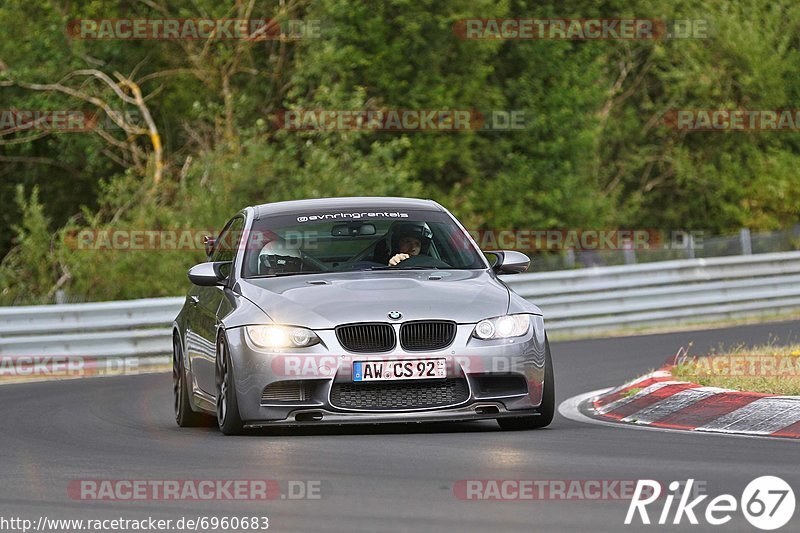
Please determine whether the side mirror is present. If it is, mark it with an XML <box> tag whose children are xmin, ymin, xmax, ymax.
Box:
<box><xmin>203</xmin><ymin>235</ymin><xmax>216</xmax><ymax>258</ymax></box>
<box><xmin>486</xmin><ymin>250</ymin><xmax>530</xmax><ymax>274</ymax></box>
<box><xmin>188</xmin><ymin>261</ymin><xmax>230</xmax><ymax>286</ymax></box>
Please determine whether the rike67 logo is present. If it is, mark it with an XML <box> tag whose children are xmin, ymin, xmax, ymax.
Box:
<box><xmin>626</xmin><ymin>477</ymin><xmax>796</xmax><ymax>530</ymax></box>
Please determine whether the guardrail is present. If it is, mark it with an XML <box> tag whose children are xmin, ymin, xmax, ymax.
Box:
<box><xmin>2</xmin><ymin>250</ymin><xmax>800</xmax><ymax>357</ymax></box>
<box><xmin>509</xmin><ymin>251</ymin><xmax>800</xmax><ymax>332</ymax></box>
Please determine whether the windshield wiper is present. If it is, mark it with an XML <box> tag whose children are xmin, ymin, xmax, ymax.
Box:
<box><xmin>247</xmin><ymin>271</ymin><xmax>325</xmax><ymax>278</ymax></box>
<box><xmin>360</xmin><ymin>266</ymin><xmax>440</xmax><ymax>271</ymax></box>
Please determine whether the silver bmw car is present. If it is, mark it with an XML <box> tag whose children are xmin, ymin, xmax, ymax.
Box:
<box><xmin>173</xmin><ymin>197</ymin><xmax>554</xmax><ymax>435</ymax></box>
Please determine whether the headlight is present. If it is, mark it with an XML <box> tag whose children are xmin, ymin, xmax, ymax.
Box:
<box><xmin>472</xmin><ymin>314</ymin><xmax>531</xmax><ymax>340</ymax></box>
<box><xmin>245</xmin><ymin>325</ymin><xmax>320</xmax><ymax>349</ymax></box>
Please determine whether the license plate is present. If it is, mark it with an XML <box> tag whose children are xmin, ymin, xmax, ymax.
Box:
<box><xmin>353</xmin><ymin>358</ymin><xmax>446</xmax><ymax>382</ymax></box>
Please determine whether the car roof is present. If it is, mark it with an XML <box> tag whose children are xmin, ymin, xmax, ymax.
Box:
<box><xmin>252</xmin><ymin>197</ymin><xmax>443</xmax><ymax>219</ymax></box>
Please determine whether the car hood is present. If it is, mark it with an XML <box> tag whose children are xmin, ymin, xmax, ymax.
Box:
<box><xmin>236</xmin><ymin>270</ymin><xmax>510</xmax><ymax>329</ymax></box>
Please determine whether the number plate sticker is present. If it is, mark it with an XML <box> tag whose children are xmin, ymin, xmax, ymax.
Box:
<box><xmin>353</xmin><ymin>358</ymin><xmax>446</xmax><ymax>382</ymax></box>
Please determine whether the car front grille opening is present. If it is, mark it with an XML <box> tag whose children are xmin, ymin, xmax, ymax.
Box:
<box><xmin>335</xmin><ymin>323</ymin><xmax>396</xmax><ymax>353</ymax></box>
<box><xmin>400</xmin><ymin>320</ymin><xmax>457</xmax><ymax>351</ymax></box>
<box><xmin>261</xmin><ymin>380</ymin><xmax>317</xmax><ymax>404</ymax></box>
<box><xmin>330</xmin><ymin>378</ymin><xmax>469</xmax><ymax>411</ymax></box>
<box><xmin>473</xmin><ymin>374</ymin><xmax>528</xmax><ymax>397</ymax></box>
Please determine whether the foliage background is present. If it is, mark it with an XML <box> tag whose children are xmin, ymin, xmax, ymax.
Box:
<box><xmin>1</xmin><ymin>0</ymin><xmax>799</xmax><ymax>303</ymax></box>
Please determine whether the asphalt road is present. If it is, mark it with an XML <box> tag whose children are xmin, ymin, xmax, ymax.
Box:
<box><xmin>1</xmin><ymin>321</ymin><xmax>799</xmax><ymax>533</ymax></box>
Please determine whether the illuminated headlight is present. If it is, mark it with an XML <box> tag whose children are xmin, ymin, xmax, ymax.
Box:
<box><xmin>246</xmin><ymin>325</ymin><xmax>320</xmax><ymax>349</ymax></box>
<box><xmin>472</xmin><ymin>314</ymin><xmax>531</xmax><ymax>340</ymax></box>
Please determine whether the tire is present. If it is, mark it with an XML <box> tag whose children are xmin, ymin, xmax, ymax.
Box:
<box><xmin>497</xmin><ymin>337</ymin><xmax>555</xmax><ymax>430</ymax></box>
<box><xmin>216</xmin><ymin>336</ymin><xmax>245</xmax><ymax>435</ymax></box>
<box><xmin>173</xmin><ymin>335</ymin><xmax>210</xmax><ymax>427</ymax></box>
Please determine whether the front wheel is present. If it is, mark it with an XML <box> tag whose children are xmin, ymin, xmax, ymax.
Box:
<box><xmin>497</xmin><ymin>337</ymin><xmax>555</xmax><ymax>430</ymax></box>
<box><xmin>216</xmin><ymin>336</ymin><xmax>244</xmax><ymax>435</ymax></box>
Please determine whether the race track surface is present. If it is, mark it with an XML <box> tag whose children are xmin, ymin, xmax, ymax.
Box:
<box><xmin>1</xmin><ymin>321</ymin><xmax>798</xmax><ymax>532</ymax></box>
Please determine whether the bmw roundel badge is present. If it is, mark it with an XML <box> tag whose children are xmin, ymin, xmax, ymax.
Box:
<box><xmin>388</xmin><ymin>311</ymin><xmax>402</xmax><ymax>320</ymax></box>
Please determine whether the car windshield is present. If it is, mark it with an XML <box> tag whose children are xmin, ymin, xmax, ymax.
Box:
<box><xmin>241</xmin><ymin>209</ymin><xmax>486</xmax><ymax>277</ymax></box>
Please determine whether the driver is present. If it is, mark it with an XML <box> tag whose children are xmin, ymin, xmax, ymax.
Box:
<box><xmin>388</xmin><ymin>223</ymin><xmax>432</xmax><ymax>266</ymax></box>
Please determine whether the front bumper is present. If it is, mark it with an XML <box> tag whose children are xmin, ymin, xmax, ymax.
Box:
<box><xmin>226</xmin><ymin>319</ymin><xmax>548</xmax><ymax>425</ymax></box>
<box><xmin>244</xmin><ymin>402</ymin><xmax>545</xmax><ymax>428</ymax></box>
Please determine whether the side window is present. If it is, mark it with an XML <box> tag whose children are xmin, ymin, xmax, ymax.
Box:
<box><xmin>212</xmin><ymin>216</ymin><xmax>245</xmax><ymax>278</ymax></box>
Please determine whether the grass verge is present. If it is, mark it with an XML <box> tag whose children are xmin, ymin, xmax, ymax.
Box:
<box><xmin>672</xmin><ymin>343</ymin><xmax>800</xmax><ymax>396</ymax></box>
<box><xmin>547</xmin><ymin>310</ymin><xmax>800</xmax><ymax>341</ymax></box>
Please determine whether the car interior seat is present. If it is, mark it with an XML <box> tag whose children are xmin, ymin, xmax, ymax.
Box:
<box><xmin>372</xmin><ymin>236</ymin><xmax>391</xmax><ymax>264</ymax></box>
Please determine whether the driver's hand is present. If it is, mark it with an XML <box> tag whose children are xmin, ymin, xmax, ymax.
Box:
<box><xmin>389</xmin><ymin>253</ymin><xmax>409</xmax><ymax>266</ymax></box>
